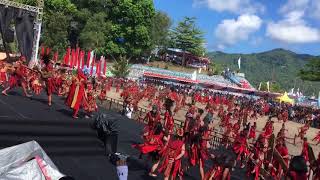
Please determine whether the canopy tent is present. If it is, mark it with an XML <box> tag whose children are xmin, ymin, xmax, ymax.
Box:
<box><xmin>277</xmin><ymin>92</ymin><xmax>295</xmax><ymax>104</ymax></box>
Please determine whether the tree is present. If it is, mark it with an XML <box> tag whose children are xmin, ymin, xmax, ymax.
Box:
<box><xmin>151</xmin><ymin>11</ymin><xmax>171</xmax><ymax>49</ymax></box>
<box><xmin>208</xmin><ymin>62</ymin><xmax>223</xmax><ymax>75</ymax></box>
<box><xmin>79</xmin><ymin>12</ymin><xmax>112</xmax><ymax>53</ymax></box>
<box><xmin>42</xmin><ymin>0</ymin><xmax>76</xmax><ymax>53</ymax></box>
<box><xmin>111</xmin><ymin>56</ymin><xmax>130</xmax><ymax>78</ymax></box>
<box><xmin>14</xmin><ymin>0</ymin><xmax>157</xmax><ymax>60</ymax></box>
<box><xmin>170</xmin><ymin>17</ymin><xmax>206</xmax><ymax>66</ymax></box>
<box><xmin>41</xmin><ymin>12</ymin><xmax>70</xmax><ymax>53</ymax></box>
<box><xmin>299</xmin><ymin>59</ymin><xmax>320</xmax><ymax>81</ymax></box>
<box><xmin>104</xmin><ymin>0</ymin><xmax>155</xmax><ymax>58</ymax></box>
<box><xmin>259</xmin><ymin>82</ymin><xmax>283</xmax><ymax>93</ymax></box>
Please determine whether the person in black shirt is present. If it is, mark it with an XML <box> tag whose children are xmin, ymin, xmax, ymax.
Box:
<box><xmin>94</xmin><ymin>113</ymin><xmax>119</xmax><ymax>156</ymax></box>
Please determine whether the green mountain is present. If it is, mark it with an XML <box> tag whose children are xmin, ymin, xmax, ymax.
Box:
<box><xmin>207</xmin><ymin>48</ymin><xmax>320</xmax><ymax>96</ymax></box>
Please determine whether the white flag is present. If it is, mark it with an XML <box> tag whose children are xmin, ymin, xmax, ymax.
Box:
<box><xmin>290</xmin><ymin>88</ymin><xmax>294</xmax><ymax>95</ymax></box>
<box><xmin>191</xmin><ymin>71</ymin><xmax>197</xmax><ymax>81</ymax></box>
<box><xmin>258</xmin><ymin>82</ymin><xmax>262</xmax><ymax>90</ymax></box>
<box><xmin>238</xmin><ymin>57</ymin><xmax>241</xmax><ymax>69</ymax></box>
<box><xmin>89</xmin><ymin>50</ymin><xmax>95</xmax><ymax>68</ymax></box>
<box><xmin>100</xmin><ymin>56</ymin><xmax>106</xmax><ymax>75</ymax></box>
<box><xmin>266</xmin><ymin>81</ymin><xmax>270</xmax><ymax>92</ymax></box>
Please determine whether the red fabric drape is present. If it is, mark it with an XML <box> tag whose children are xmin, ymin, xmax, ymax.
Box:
<box><xmin>40</xmin><ymin>46</ymin><xmax>45</xmax><ymax>57</ymax></box>
<box><xmin>76</xmin><ymin>48</ymin><xmax>80</xmax><ymax>69</ymax></box>
<box><xmin>46</xmin><ymin>47</ymin><xmax>50</xmax><ymax>55</ymax></box>
<box><xmin>80</xmin><ymin>51</ymin><xmax>85</xmax><ymax>69</ymax></box>
<box><xmin>72</xmin><ymin>49</ymin><xmax>77</xmax><ymax>67</ymax></box>
<box><xmin>64</xmin><ymin>47</ymin><xmax>71</xmax><ymax>65</ymax></box>
<box><xmin>103</xmin><ymin>58</ymin><xmax>107</xmax><ymax>75</ymax></box>
<box><xmin>96</xmin><ymin>61</ymin><xmax>101</xmax><ymax>77</ymax></box>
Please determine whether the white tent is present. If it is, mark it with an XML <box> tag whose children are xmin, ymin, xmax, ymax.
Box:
<box><xmin>0</xmin><ymin>141</ymin><xmax>65</xmax><ymax>180</ymax></box>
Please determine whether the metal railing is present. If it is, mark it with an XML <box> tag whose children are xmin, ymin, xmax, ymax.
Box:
<box><xmin>97</xmin><ymin>97</ymin><xmax>300</xmax><ymax>179</ymax></box>
<box><xmin>98</xmin><ymin>97</ymin><xmax>226</xmax><ymax>149</ymax></box>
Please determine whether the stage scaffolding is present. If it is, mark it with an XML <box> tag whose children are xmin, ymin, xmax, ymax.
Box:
<box><xmin>0</xmin><ymin>0</ymin><xmax>43</xmax><ymax>67</ymax></box>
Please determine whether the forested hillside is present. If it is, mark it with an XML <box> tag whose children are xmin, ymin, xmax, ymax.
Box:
<box><xmin>208</xmin><ymin>48</ymin><xmax>320</xmax><ymax>95</ymax></box>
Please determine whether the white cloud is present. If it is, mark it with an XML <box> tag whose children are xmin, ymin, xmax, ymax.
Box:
<box><xmin>280</xmin><ymin>0</ymin><xmax>320</xmax><ymax>20</ymax></box>
<box><xmin>310</xmin><ymin>0</ymin><xmax>320</xmax><ymax>19</ymax></box>
<box><xmin>266</xmin><ymin>11</ymin><xmax>320</xmax><ymax>44</ymax></box>
<box><xmin>215</xmin><ymin>14</ymin><xmax>262</xmax><ymax>46</ymax></box>
<box><xmin>280</xmin><ymin>0</ymin><xmax>310</xmax><ymax>14</ymax></box>
<box><xmin>193</xmin><ymin>0</ymin><xmax>264</xmax><ymax>14</ymax></box>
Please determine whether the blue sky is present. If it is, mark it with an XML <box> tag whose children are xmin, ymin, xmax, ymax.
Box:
<box><xmin>154</xmin><ymin>0</ymin><xmax>320</xmax><ymax>55</ymax></box>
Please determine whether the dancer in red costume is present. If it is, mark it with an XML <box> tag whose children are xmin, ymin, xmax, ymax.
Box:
<box><xmin>99</xmin><ymin>82</ymin><xmax>107</xmax><ymax>101</ymax></box>
<box><xmin>183</xmin><ymin>112</ymin><xmax>194</xmax><ymax>144</ymax></box>
<box><xmin>312</xmin><ymin>130</ymin><xmax>320</xmax><ymax>145</ymax></box>
<box><xmin>83</xmin><ymin>83</ymin><xmax>98</xmax><ymax>118</ymax></box>
<box><xmin>0</xmin><ymin>62</ymin><xmax>8</xmax><ymax>87</ymax></box>
<box><xmin>248</xmin><ymin>122</ymin><xmax>257</xmax><ymax>140</ymax></box>
<box><xmin>276</xmin><ymin>123</ymin><xmax>287</xmax><ymax>143</ymax></box>
<box><xmin>41</xmin><ymin>56</ymin><xmax>55</xmax><ymax>106</ymax></box>
<box><xmin>133</xmin><ymin>123</ymin><xmax>165</xmax><ymax>160</ymax></box>
<box><xmin>231</xmin><ymin>120</ymin><xmax>241</xmax><ymax>138</ymax></box>
<box><xmin>247</xmin><ymin>143</ymin><xmax>268</xmax><ymax>180</ymax></box>
<box><xmin>204</xmin><ymin>153</ymin><xmax>233</xmax><ymax>180</ymax></box>
<box><xmin>2</xmin><ymin>57</ymin><xmax>32</xmax><ymax>97</ymax></box>
<box><xmin>273</xmin><ymin>139</ymin><xmax>289</xmax><ymax>179</ymax></box>
<box><xmin>144</xmin><ymin>105</ymin><xmax>161</xmax><ymax>129</ymax></box>
<box><xmin>301</xmin><ymin>138</ymin><xmax>309</xmax><ymax>163</ymax></box>
<box><xmin>164</xmin><ymin>98</ymin><xmax>175</xmax><ymax>134</ymax></box>
<box><xmin>190</xmin><ymin>124</ymin><xmax>211</xmax><ymax>180</ymax></box>
<box><xmin>282</xmin><ymin>109</ymin><xmax>289</xmax><ymax>123</ymax></box>
<box><xmin>262</xmin><ymin>120</ymin><xmax>274</xmax><ymax>139</ymax></box>
<box><xmin>233</xmin><ymin>129</ymin><xmax>249</xmax><ymax>168</ymax></box>
<box><xmin>65</xmin><ymin>70</ymin><xmax>87</xmax><ymax>118</ymax></box>
<box><xmin>157</xmin><ymin>128</ymin><xmax>185</xmax><ymax>180</ymax></box>
<box><xmin>30</xmin><ymin>72</ymin><xmax>42</xmax><ymax>95</ymax></box>
<box><xmin>294</xmin><ymin>123</ymin><xmax>310</xmax><ymax>145</ymax></box>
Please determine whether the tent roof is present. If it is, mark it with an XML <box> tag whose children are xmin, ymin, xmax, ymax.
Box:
<box><xmin>277</xmin><ymin>92</ymin><xmax>295</xmax><ymax>104</ymax></box>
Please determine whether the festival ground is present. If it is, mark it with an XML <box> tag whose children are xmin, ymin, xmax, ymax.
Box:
<box><xmin>0</xmin><ymin>89</ymin><xmax>247</xmax><ymax>180</ymax></box>
<box><xmin>105</xmin><ymin>87</ymin><xmax>320</xmax><ymax>156</ymax></box>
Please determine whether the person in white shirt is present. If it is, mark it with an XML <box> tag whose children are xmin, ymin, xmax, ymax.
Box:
<box><xmin>125</xmin><ymin>103</ymin><xmax>134</xmax><ymax>119</ymax></box>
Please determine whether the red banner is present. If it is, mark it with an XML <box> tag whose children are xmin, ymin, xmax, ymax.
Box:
<box><xmin>86</xmin><ymin>50</ymin><xmax>91</xmax><ymax>67</ymax></box>
<box><xmin>103</xmin><ymin>58</ymin><xmax>107</xmax><ymax>75</ymax></box>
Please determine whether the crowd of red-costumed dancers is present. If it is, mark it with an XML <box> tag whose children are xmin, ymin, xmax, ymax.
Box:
<box><xmin>0</xmin><ymin>54</ymin><xmax>320</xmax><ymax>179</ymax></box>
<box><xmin>0</xmin><ymin>55</ymin><xmax>101</xmax><ymax>119</ymax></box>
<box><xmin>124</xmin><ymin>88</ymin><xmax>320</xmax><ymax>179</ymax></box>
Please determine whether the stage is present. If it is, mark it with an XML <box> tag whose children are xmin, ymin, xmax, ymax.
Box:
<box><xmin>0</xmin><ymin>89</ymin><xmax>244</xmax><ymax>180</ymax></box>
